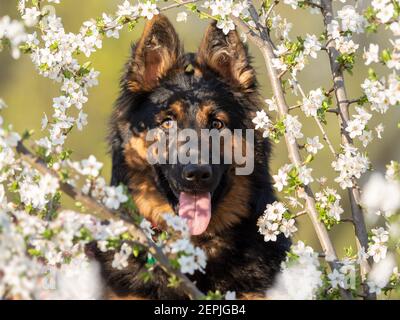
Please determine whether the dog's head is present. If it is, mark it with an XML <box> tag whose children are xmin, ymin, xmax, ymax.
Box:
<box><xmin>112</xmin><ymin>15</ymin><xmax>268</xmax><ymax>236</ymax></box>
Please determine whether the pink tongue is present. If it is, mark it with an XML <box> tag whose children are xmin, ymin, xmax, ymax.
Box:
<box><xmin>178</xmin><ymin>192</ymin><xmax>211</xmax><ymax>235</ymax></box>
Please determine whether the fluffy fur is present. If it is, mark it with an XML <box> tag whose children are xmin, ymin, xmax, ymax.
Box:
<box><xmin>93</xmin><ymin>15</ymin><xmax>290</xmax><ymax>300</ymax></box>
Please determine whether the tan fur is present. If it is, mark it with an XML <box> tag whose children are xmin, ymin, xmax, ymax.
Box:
<box><xmin>196</xmin><ymin>22</ymin><xmax>255</xmax><ymax>91</ymax></box>
<box><xmin>208</xmin><ymin>175</ymin><xmax>251</xmax><ymax>234</ymax></box>
<box><xmin>127</xmin><ymin>15</ymin><xmax>184</xmax><ymax>92</ymax></box>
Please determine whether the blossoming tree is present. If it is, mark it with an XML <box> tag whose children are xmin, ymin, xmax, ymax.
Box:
<box><xmin>0</xmin><ymin>0</ymin><xmax>400</xmax><ymax>300</ymax></box>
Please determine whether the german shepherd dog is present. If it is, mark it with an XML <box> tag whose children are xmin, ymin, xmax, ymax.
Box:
<box><xmin>93</xmin><ymin>15</ymin><xmax>290</xmax><ymax>299</ymax></box>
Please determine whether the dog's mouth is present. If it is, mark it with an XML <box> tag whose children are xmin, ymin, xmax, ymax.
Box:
<box><xmin>155</xmin><ymin>167</ymin><xmax>226</xmax><ymax>236</ymax></box>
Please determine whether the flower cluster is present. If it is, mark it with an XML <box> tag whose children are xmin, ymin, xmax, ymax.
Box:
<box><xmin>315</xmin><ymin>188</ymin><xmax>343</xmax><ymax>228</ymax></box>
<box><xmin>327</xmin><ymin>258</ymin><xmax>357</xmax><ymax>291</ymax></box>
<box><xmin>267</xmin><ymin>241</ymin><xmax>323</xmax><ymax>299</ymax></box>
<box><xmin>257</xmin><ymin>201</ymin><xmax>297</xmax><ymax>241</ymax></box>
<box><xmin>332</xmin><ymin>145</ymin><xmax>370</xmax><ymax>189</ymax></box>
<box><xmin>0</xmin><ymin>16</ymin><xmax>27</xmax><ymax>59</ymax></box>
<box><xmin>163</xmin><ymin>214</ymin><xmax>207</xmax><ymax>275</ymax></box>
<box><xmin>368</xmin><ymin>227</ymin><xmax>389</xmax><ymax>263</ymax></box>
<box><xmin>301</xmin><ymin>88</ymin><xmax>325</xmax><ymax>117</ymax></box>
<box><xmin>0</xmin><ymin>206</ymin><xmax>133</xmax><ymax>299</ymax></box>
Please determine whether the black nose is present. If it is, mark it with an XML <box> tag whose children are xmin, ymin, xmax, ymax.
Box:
<box><xmin>182</xmin><ymin>164</ymin><xmax>212</xmax><ymax>183</ymax></box>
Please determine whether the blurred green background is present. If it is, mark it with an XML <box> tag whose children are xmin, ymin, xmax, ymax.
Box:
<box><xmin>1</xmin><ymin>1</ymin><xmax>399</xmax><ymax>257</ymax></box>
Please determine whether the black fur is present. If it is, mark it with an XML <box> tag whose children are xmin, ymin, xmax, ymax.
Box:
<box><xmin>93</xmin><ymin>17</ymin><xmax>290</xmax><ymax>300</ymax></box>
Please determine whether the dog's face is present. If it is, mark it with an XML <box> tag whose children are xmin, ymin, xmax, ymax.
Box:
<box><xmin>114</xmin><ymin>16</ymin><xmax>261</xmax><ymax>236</ymax></box>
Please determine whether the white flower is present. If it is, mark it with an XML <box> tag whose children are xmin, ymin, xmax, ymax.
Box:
<box><xmin>117</xmin><ymin>0</ymin><xmax>139</xmax><ymax>17</ymax></box>
<box><xmin>337</xmin><ymin>5</ymin><xmax>365</xmax><ymax>34</ymax></box>
<box><xmin>385</xmin><ymin>160</ymin><xmax>399</xmax><ymax>182</ymax></box>
<box><xmin>298</xmin><ymin>166</ymin><xmax>314</xmax><ymax>185</ymax></box>
<box><xmin>273</xmin><ymin>164</ymin><xmax>291</xmax><ymax>191</ymax></box>
<box><xmin>361</xmin><ymin>172</ymin><xmax>400</xmax><ymax>217</ymax></box>
<box><xmin>265</xmin><ymin>97</ymin><xmax>278</xmax><ymax>112</ymax></box>
<box><xmin>367</xmin><ymin>227</ymin><xmax>389</xmax><ymax>263</ymax></box>
<box><xmin>102</xmin><ymin>13</ymin><xmax>121</xmax><ymax>39</ymax></box>
<box><xmin>372</xmin><ymin>0</ymin><xmax>391</xmax><ymax>11</ymax></box>
<box><xmin>178</xmin><ymin>255</ymin><xmax>197</xmax><ymax>275</ymax></box>
<box><xmin>284</xmin><ymin>0</ymin><xmax>300</xmax><ymax>9</ymax></box>
<box><xmin>328</xmin><ymin>199</ymin><xmax>343</xmax><ymax>221</ymax></box>
<box><xmin>252</xmin><ymin>110</ymin><xmax>273</xmax><ymax>138</ymax></box>
<box><xmin>41</xmin><ymin>113</ymin><xmax>49</xmax><ymax>131</ymax></box>
<box><xmin>301</xmin><ymin>88</ymin><xmax>324</xmax><ymax>117</ymax></box>
<box><xmin>279</xmin><ymin>218</ymin><xmax>297</xmax><ymax>237</ymax></box>
<box><xmin>260</xmin><ymin>222</ymin><xmax>280</xmax><ymax>242</ymax></box>
<box><xmin>53</xmin><ymin>96</ymin><xmax>71</xmax><ymax>111</ymax></box>
<box><xmin>345</xmin><ymin>118</ymin><xmax>365</xmax><ymax>138</ymax></box>
<box><xmin>140</xmin><ymin>1</ymin><xmax>159</xmax><ymax>20</ymax></box>
<box><xmin>176</xmin><ymin>12</ymin><xmax>188</xmax><ymax>23</ymax></box>
<box><xmin>265</xmin><ymin>201</ymin><xmax>287</xmax><ymax>221</ymax></box>
<box><xmin>0</xmin><ymin>129</ymin><xmax>21</xmax><ymax>147</ymax></box>
<box><xmin>390</xmin><ymin>21</ymin><xmax>400</xmax><ymax>36</ymax></box>
<box><xmin>216</xmin><ymin>19</ymin><xmax>235</xmax><ymax>35</ymax></box>
<box><xmin>140</xmin><ymin>218</ymin><xmax>155</xmax><ymax>238</ymax></box>
<box><xmin>368</xmin><ymin>242</ymin><xmax>388</xmax><ymax>263</ymax></box>
<box><xmin>283</xmin><ymin>115</ymin><xmax>303</xmax><ymax>143</ymax></box>
<box><xmin>0</xmin><ymin>16</ymin><xmax>27</xmax><ymax>59</ymax></box>
<box><xmin>306</xmin><ymin>136</ymin><xmax>324</xmax><ymax>155</ymax></box>
<box><xmin>376</xmin><ymin>3</ymin><xmax>394</xmax><ymax>23</ymax></box>
<box><xmin>267</xmin><ymin>241</ymin><xmax>322</xmax><ymax>300</ymax></box>
<box><xmin>22</xmin><ymin>7</ymin><xmax>41</xmax><ymax>27</ymax></box>
<box><xmin>327</xmin><ymin>20</ymin><xmax>341</xmax><ymax>39</ymax></box>
<box><xmin>169</xmin><ymin>239</ymin><xmax>194</xmax><ymax>254</ymax></box>
<box><xmin>368</xmin><ymin>254</ymin><xmax>396</xmax><ymax>294</ymax></box>
<box><xmin>112</xmin><ymin>243</ymin><xmax>131</xmax><ymax>270</ymax></box>
<box><xmin>272</xmin><ymin>57</ymin><xmax>288</xmax><ymax>72</ymax></box>
<box><xmin>303</xmin><ymin>34</ymin><xmax>321</xmax><ymax>59</ymax></box>
<box><xmin>359</xmin><ymin>130</ymin><xmax>373</xmax><ymax>148</ymax></box>
<box><xmin>163</xmin><ymin>213</ymin><xmax>189</xmax><ymax>235</ymax></box>
<box><xmin>328</xmin><ymin>269</ymin><xmax>345</xmax><ymax>289</ymax></box>
<box><xmin>363</xmin><ymin>44</ymin><xmax>379</xmax><ymax>65</ymax></box>
<box><xmin>335</xmin><ymin>36</ymin><xmax>359</xmax><ymax>55</ymax></box>
<box><xmin>257</xmin><ymin>201</ymin><xmax>293</xmax><ymax>241</ymax></box>
<box><xmin>76</xmin><ymin>111</ymin><xmax>88</xmax><ymax>130</ymax></box>
<box><xmin>332</xmin><ymin>146</ymin><xmax>369</xmax><ymax>189</ymax></box>
<box><xmin>39</xmin><ymin>174</ymin><xmax>59</xmax><ymax>196</ymax></box>
<box><xmin>375</xmin><ymin>123</ymin><xmax>384</xmax><ymax>139</ymax></box>
<box><xmin>81</xmin><ymin>155</ymin><xmax>103</xmax><ymax>177</ymax></box>
<box><xmin>225</xmin><ymin>291</ymin><xmax>236</xmax><ymax>300</ymax></box>
<box><xmin>103</xmin><ymin>185</ymin><xmax>128</xmax><ymax>210</ymax></box>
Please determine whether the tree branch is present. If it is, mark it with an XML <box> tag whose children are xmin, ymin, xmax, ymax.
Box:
<box><xmin>319</xmin><ymin>0</ymin><xmax>375</xmax><ymax>300</ymax></box>
<box><xmin>232</xmin><ymin>4</ymin><xmax>352</xmax><ymax>300</ymax></box>
<box><xmin>15</xmin><ymin>142</ymin><xmax>205</xmax><ymax>300</ymax></box>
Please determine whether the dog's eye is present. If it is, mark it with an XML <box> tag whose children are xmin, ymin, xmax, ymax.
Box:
<box><xmin>211</xmin><ymin>119</ymin><xmax>224</xmax><ymax>130</ymax></box>
<box><xmin>160</xmin><ymin>117</ymin><xmax>174</xmax><ymax>129</ymax></box>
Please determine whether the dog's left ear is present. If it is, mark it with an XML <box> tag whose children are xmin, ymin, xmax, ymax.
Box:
<box><xmin>127</xmin><ymin>15</ymin><xmax>184</xmax><ymax>92</ymax></box>
<box><xmin>196</xmin><ymin>22</ymin><xmax>256</xmax><ymax>92</ymax></box>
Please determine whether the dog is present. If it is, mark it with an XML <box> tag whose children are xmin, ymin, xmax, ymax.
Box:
<box><xmin>93</xmin><ymin>15</ymin><xmax>290</xmax><ymax>300</ymax></box>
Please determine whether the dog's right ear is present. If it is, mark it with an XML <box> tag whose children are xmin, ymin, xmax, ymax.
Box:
<box><xmin>126</xmin><ymin>15</ymin><xmax>184</xmax><ymax>92</ymax></box>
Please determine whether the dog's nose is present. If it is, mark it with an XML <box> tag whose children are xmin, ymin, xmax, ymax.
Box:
<box><xmin>182</xmin><ymin>164</ymin><xmax>212</xmax><ymax>183</ymax></box>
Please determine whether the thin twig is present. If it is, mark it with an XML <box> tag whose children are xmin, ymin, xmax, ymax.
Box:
<box><xmin>15</xmin><ymin>142</ymin><xmax>205</xmax><ymax>300</ymax></box>
<box><xmin>161</xmin><ymin>0</ymin><xmax>200</xmax><ymax>12</ymax></box>
<box><xmin>313</xmin><ymin>116</ymin><xmax>337</xmax><ymax>156</ymax></box>
<box><xmin>265</xmin><ymin>1</ymin><xmax>280</xmax><ymax>19</ymax></box>
<box><xmin>292</xmin><ymin>78</ymin><xmax>337</xmax><ymax>157</ymax></box>
<box><xmin>288</xmin><ymin>103</ymin><xmax>302</xmax><ymax>111</ymax></box>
